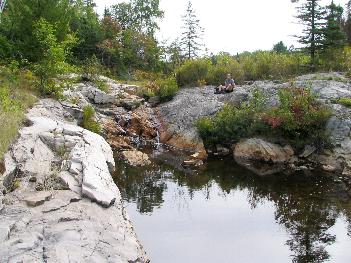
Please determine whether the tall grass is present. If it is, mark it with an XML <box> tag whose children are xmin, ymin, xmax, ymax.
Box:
<box><xmin>0</xmin><ymin>66</ymin><xmax>37</xmax><ymax>159</ymax></box>
<box><xmin>176</xmin><ymin>51</ymin><xmax>310</xmax><ymax>87</ymax></box>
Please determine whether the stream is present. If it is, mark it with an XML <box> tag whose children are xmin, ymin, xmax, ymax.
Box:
<box><xmin>114</xmin><ymin>147</ymin><xmax>351</xmax><ymax>263</ymax></box>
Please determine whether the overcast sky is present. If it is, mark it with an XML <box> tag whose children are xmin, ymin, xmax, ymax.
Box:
<box><xmin>95</xmin><ymin>0</ymin><xmax>349</xmax><ymax>54</ymax></box>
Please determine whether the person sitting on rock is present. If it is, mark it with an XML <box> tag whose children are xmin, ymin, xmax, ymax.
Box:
<box><xmin>215</xmin><ymin>74</ymin><xmax>236</xmax><ymax>93</ymax></box>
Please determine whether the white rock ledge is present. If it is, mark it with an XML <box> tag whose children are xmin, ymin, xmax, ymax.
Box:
<box><xmin>0</xmin><ymin>99</ymin><xmax>148</xmax><ymax>262</ymax></box>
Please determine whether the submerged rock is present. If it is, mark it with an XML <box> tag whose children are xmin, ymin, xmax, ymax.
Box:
<box><xmin>121</xmin><ymin>150</ymin><xmax>151</xmax><ymax>167</ymax></box>
<box><xmin>233</xmin><ymin>138</ymin><xmax>294</xmax><ymax>164</ymax></box>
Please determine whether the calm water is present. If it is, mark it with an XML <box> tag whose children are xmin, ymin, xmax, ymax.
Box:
<box><xmin>114</xmin><ymin>148</ymin><xmax>351</xmax><ymax>263</ymax></box>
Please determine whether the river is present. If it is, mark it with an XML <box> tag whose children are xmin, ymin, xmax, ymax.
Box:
<box><xmin>114</xmin><ymin>147</ymin><xmax>351</xmax><ymax>263</ymax></box>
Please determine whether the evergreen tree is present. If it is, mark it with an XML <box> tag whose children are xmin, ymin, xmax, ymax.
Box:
<box><xmin>180</xmin><ymin>1</ymin><xmax>204</xmax><ymax>60</ymax></box>
<box><xmin>166</xmin><ymin>38</ymin><xmax>184</xmax><ymax>71</ymax></box>
<box><xmin>272</xmin><ymin>41</ymin><xmax>288</xmax><ymax>53</ymax></box>
<box><xmin>343</xmin><ymin>1</ymin><xmax>351</xmax><ymax>45</ymax></box>
<box><xmin>294</xmin><ymin>0</ymin><xmax>325</xmax><ymax>66</ymax></box>
<box><xmin>322</xmin><ymin>1</ymin><xmax>346</xmax><ymax>49</ymax></box>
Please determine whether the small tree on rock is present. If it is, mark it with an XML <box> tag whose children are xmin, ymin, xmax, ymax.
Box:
<box><xmin>33</xmin><ymin>18</ymin><xmax>76</xmax><ymax>95</ymax></box>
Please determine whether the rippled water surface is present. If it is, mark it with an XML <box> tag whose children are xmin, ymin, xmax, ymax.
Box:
<box><xmin>114</xmin><ymin>148</ymin><xmax>351</xmax><ymax>263</ymax></box>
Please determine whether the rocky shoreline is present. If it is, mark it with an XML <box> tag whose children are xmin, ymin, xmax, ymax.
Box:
<box><xmin>2</xmin><ymin>72</ymin><xmax>351</xmax><ymax>261</ymax></box>
<box><xmin>158</xmin><ymin>72</ymin><xmax>351</xmax><ymax>194</ymax></box>
<box><xmin>0</xmin><ymin>78</ymin><xmax>151</xmax><ymax>261</ymax></box>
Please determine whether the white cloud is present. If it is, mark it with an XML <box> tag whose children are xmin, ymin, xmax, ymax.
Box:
<box><xmin>95</xmin><ymin>0</ymin><xmax>349</xmax><ymax>54</ymax></box>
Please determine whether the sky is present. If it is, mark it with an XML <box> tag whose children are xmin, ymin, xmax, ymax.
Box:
<box><xmin>95</xmin><ymin>0</ymin><xmax>349</xmax><ymax>54</ymax></box>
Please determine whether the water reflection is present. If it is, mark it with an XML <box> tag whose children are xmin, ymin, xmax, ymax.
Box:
<box><xmin>114</xmin><ymin>150</ymin><xmax>351</xmax><ymax>263</ymax></box>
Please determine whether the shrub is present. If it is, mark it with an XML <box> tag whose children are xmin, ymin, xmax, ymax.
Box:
<box><xmin>196</xmin><ymin>90</ymin><xmax>268</xmax><ymax>147</ymax></box>
<box><xmin>239</xmin><ymin>51</ymin><xmax>308</xmax><ymax>81</ymax></box>
<box><xmin>333</xmin><ymin>97</ymin><xmax>351</xmax><ymax>108</ymax></box>
<box><xmin>156</xmin><ymin>76</ymin><xmax>179</xmax><ymax>102</ymax></box>
<box><xmin>133</xmin><ymin>70</ymin><xmax>162</xmax><ymax>81</ymax></box>
<box><xmin>0</xmin><ymin>35</ymin><xmax>12</xmax><ymax>61</ymax></box>
<box><xmin>319</xmin><ymin>48</ymin><xmax>346</xmax><ymax>71</ymax></box>
<box><xmin>206</xmin><ymin>59</ymin><xmax>244</xmax><ymax>85</ymax></box>
<box><xmin>32</xmin><ymin>18</ymin><xmax>76</xmax><ymax>96</ymax></box>
<box><xmin>176</xmin><ymin>59</ymin><xmax>211</xmax><ymax>87</ymax></box>
<box><xmin>139</xmin><ymin>76</ymin><xmax>179</xmax><ymax>103</ymax></box>
<box><xmin>81</xmin><ymin>55</ymin><xmax>103</xmax><ymax>82</ymax></box>
<box><xmin>81</xmin><ymin>105</ymin><xmax>101</xmax><ymax>134</ymax></box>
<box><xmin>263</xmin><ymin>88</ymin><xmax>332</xmax><ymax>148</ymax></box>
<box><xmin>344</xmin><ymin>47</ymin><xmax>351</xmax><ymax>75</ymax></box>
<box><xmin>196</xmin><ymin>86</ymin><xmax>331</xmax><ymax>150</ymax></box>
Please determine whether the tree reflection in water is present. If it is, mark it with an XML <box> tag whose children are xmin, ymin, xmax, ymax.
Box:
<box><xmin>114</xmin><ymin>155</ymin><xmax>351</xmax><ymax>263</ymax></box>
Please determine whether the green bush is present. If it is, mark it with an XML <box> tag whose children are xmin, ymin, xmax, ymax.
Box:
<box><xmin>196</xmin><ymin>90</ymin><xmax>268</xmax><ymax>147</ymax></box>
<box><xmin>32</xmin><ymin>18</ymin><xmax>76</xmax><ymax>96</ymax></box>
<box><xmin>155</xmin><ymin>76</ymin><xmax>179</xmax><ymax>102</ymax></box>
<box><xmin>239</xmin><ymin>51</ymin><xmax>308</xmax><ymax>81</ymax></box>
<box><xmin>139</xmin><ymin>76</ymin><xmax>179</xmax><ymax>103</ymax></box>
<box><xmin>333</xmin><ymin>97</ymin><xmax>351</xmax><ymax>108</ymax></box>
<box><xmin>319</xmin><ymin>48</ymin><xmax>346</xmax><ymax>71</ymax></box>
<box><xmin>196</xmin><ymin>87</ymin><xmax>331</xmax><ymax>150</ymax></box>
<box><xmin>206</xmin><ymin>59</ymin><xmax>244</xmax><ymax>85</ymax></box>
<box><xmin>81</xmin><ymin>105</ymin><xmax>101</xmax><ymax>134</ymax></box>
<box><xmin>0</xmin><ymin>35</ymin><xmax>13</xmax><ymax>61</ymax></box>
<box><xmin>262</xmin><ymin>88</ymin><xmax>331</xmax><ymax>147</ymax></box>
<box><xmin>176</xmin><ymin>59</ymin><xmax>211</xmax><ymax>87</ymax></box>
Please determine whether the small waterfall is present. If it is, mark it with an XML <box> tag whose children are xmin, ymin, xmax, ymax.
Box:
<box><xmin>155</xmin><ymin>130</ymin><xmax>161</xmax><ymax>150</ymax></box>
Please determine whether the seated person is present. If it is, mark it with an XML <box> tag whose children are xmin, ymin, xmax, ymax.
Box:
<box><xmin>215</xmin><ymin>74</ymin><xmax>236</xmax><ymax>93</ymax></box>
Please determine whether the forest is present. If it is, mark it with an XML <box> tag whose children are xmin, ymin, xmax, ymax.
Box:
<box><xmin>1</xmin><ymin>0</ymin><xmax>351</xmax><ymax>86</ymax></box>
<box><xmin>0</xmin><ymin>0</ymin><xmax>351</xmax><ymax>156</ymax></box>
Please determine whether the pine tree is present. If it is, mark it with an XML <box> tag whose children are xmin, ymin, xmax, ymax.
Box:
<box><xmin>272</xmin><ymin>41</ymin><xmax>288</xmax><ymax>53</ymax></box>
<box><xmin>322</xmin><ymin>1</ymin><xmax>346</xmax><ymax>49</ymax></box>
<box><xmin>166</xmin><ymin>38</ymin><xmax>184</xmax><ymax>70</ymax></box>
<box><xmin>294</xmin><ymin>0</ymin><xmax>325</xmax><ymax>66</ymax></box>
<box><xmin>180</xmin><ymin>1</ymin><xmax>204</xmax><ymax>60</ymax></box>
<box><xmin>343</xmin><ymin>1</ymin><xmax>351</xmax><ymax>44</ymax></box>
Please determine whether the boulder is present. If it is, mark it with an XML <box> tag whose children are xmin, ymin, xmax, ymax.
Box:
<box><xmin>233</xmin><ymin>138</ymin><xmax>294</xmax><ymax>163</ymax></box>
<box><xmin>116</xmin><ymin>93</ymin><xmax>144</xmax><ymax>111</ymax></box>
<box><xmin>79</xmin><ymin>84</ymin><xmax>115</xmax><ymax>104</ymax></box>
<box><xmin>121</xmin><ymin>150</ymin><xmax>151</xmax><ymax>166</ymax></box>
<box><xmin>157</xmin><ymin>86</ymin><xmax>223</xmax><ymax>150</ymax></box>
